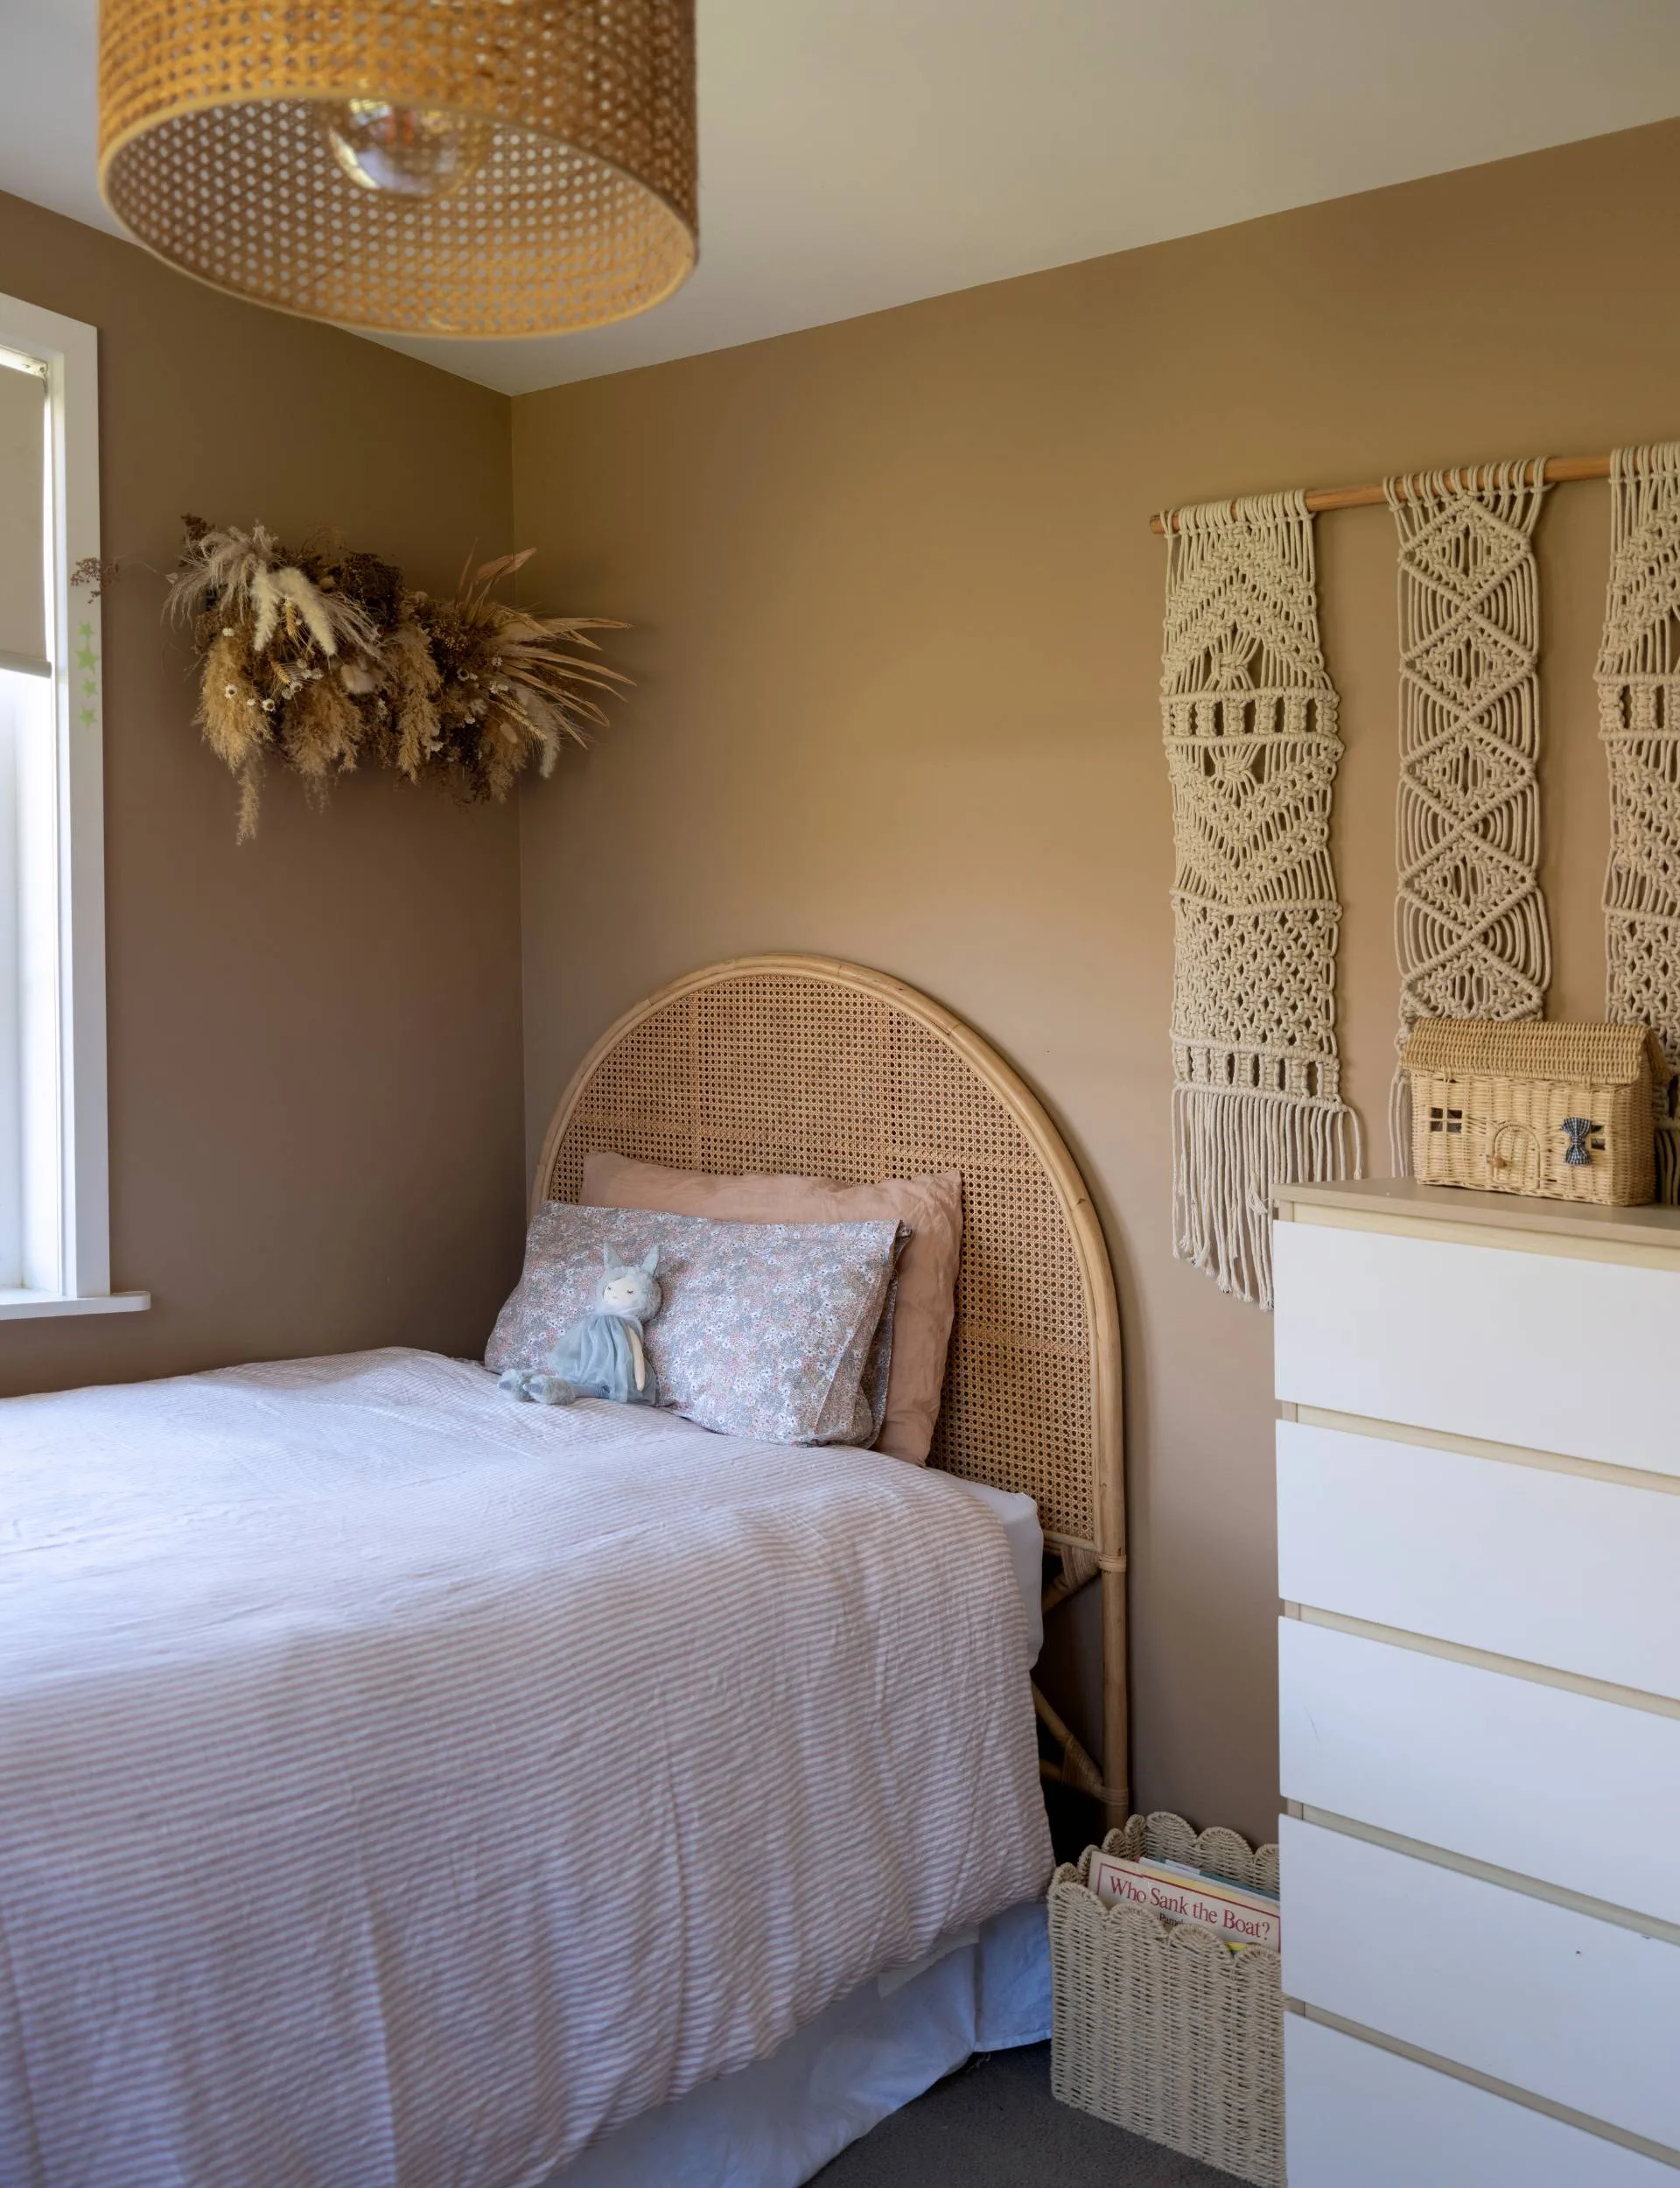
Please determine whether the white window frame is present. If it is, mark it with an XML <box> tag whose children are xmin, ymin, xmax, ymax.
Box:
<box><xmin>0</xmin><ymin>292</ymin><xmax>145</xmax><ymax>1319</ymax></box>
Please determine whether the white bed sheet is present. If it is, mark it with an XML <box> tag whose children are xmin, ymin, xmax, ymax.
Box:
<box><xmin>552</xmin><ymin>1899</ymin><xmax>1051</xmax><ymax>2187</ymax></box>
<box><xmin>942</xmin><ymin>1478</ymin><xmax>1044</xmax><ymax>1665</ymax></box>
<box><xmin>0</xmin><ymin>1349</ymin><xmax>1053</xmax><ymax>2188</ymax></box>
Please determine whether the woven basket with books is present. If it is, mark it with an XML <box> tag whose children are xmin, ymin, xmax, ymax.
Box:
<box><xmin>1402</xmin><ymin>1018</ymin><xmax>1669</xmax><ymax>1206</ymax></box>
<box><xmin>1048</xmin><ymin>1812</ymin><xmax>1282</xmax><ymax>2188</ymax></box>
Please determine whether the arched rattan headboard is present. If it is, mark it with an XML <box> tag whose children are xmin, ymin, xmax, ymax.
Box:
<box><xmin>533</xmin><ymin>954</ymin><xmax>1127</xmax><ymax>1816</ymax></box>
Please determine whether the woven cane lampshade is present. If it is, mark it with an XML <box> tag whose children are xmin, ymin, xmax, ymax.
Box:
<box><xmin>97</xmin><ymin>1</ymin><xmax>697</xmax><ymax>340</ymax></box>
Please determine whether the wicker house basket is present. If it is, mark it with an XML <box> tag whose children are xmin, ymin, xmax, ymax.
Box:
<box><xmin>1403</xmin><ymin>1019</ymin><xmax>1669</xmax><ymax>1206</ymax></box>
<box><xmin>1048</xmin><ymin>1813</ymin><xmax>1282</xmax><ymax>2188</ymax></box>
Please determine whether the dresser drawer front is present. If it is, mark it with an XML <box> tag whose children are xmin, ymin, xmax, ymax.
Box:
<box><xmin>1285</xmin><ymin>2016</ymin><xmax>1674</xmax><ymax>2188</ymax></box>
<box><xmin>1282</xmin><ymin>1817</ymin><xmax>1680</xmax><ymax>2149</ymax></box>
<box><xmin>1273</xmin><ymin>1220</ymin><xmax>1680</xmax><ymax>1476</ymax></box>
<box><xmin>1279</xmin><ymin>1619</ymin><xmax>1680</xmax><ymax>1925</ymax></box>
<box><xmin>1277</xmin><ymin>1420</ymin><xmax>1680</xmax><ymax>1699</ymax></box>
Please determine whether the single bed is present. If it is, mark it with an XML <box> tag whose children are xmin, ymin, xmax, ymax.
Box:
<box><xmin>0</xmin><ymin>955</ymin><xmax>1124</xmax><ymax>2188</ymax></box>
<box><xmin>533</xmin><ymin>955</ymin><xmax>1128</xmax><ymax>1823</ymax></box>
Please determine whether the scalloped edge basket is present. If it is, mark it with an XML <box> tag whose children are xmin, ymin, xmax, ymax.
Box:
<box><xmin>1049</xmin><ymin>1811</ymin><xmax>1284</xmax><ymax>2187</ymax></box>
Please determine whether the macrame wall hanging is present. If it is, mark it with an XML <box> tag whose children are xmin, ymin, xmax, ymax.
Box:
<box><xmin>1596</xmin><ymin>442</ymin><xmax>1680</xmax><ymax>1200</ymax></box>
<box><xmin>1387</xmin><ymin>464</ymin><xmax>1552</xmax><ymax>1166</ymax></box>
<box><xmin>1160</xmin><ymin>492</ymin><xmax>1360</xmax><ymax>1310</ymax></box>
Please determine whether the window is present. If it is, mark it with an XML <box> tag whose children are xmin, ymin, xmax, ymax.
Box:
<box><xmin>0</xmin><ymin>293</ymin><xmax>144</xmax><ymax>1319</ymax></box>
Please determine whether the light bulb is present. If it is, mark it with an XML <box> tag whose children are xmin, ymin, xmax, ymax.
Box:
<box><xmin>321</xmin><ymin>100</ymin><xmax>490</xmax><ymax>199</ymax></box>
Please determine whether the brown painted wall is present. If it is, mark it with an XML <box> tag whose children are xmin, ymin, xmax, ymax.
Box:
<box><xmin>0</xmin><ymin>191</ymin><xmax>526</xmax><ymax>1396</ymax></box>
<box><xmin>511</xmin><ymin>119</ymin><xmax>1680</xmax><ymax>1842</ymax></box>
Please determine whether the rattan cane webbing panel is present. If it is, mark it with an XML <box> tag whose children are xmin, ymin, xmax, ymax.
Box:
<box><xmin>540</xmin><ymin>962</ymin><xmax>1116</xmax><ymax>1549</ymax></box>
<box><xmin>98</xmin><ymin>0</ymin><xmax>697</xmax><ymax>339</ymax></box>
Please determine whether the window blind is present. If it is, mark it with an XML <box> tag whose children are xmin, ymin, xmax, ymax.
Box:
<box><xmin>0</xmin><ymin>355</ymin><xmax>47</xmax><ymax>678</ymax></box>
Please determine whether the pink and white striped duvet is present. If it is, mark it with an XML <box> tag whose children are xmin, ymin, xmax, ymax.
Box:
<box><xmin>0</xmin><ymin>1348</ymin><xmax>1050</xmax><ymax>2188</ymax></box>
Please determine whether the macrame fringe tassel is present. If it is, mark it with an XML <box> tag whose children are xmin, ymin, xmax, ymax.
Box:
<box><xmin>1390</xmin><ymin>1065</ymin><xmax>1413</xmax><ymax>1177</ymax></box>
<box><xmin>1172</xmin><ymin>1084</ymin><xmax>1362</xmax><ymax>1312</ymax></box>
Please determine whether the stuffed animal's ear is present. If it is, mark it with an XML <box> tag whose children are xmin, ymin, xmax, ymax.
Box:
<box><xmin>640</xmin><ymin>1247</ymin><xmax>660</xmax><ymax>1276</ymax></box>
<box><xmin>603</xmin><ymin>1244</ymin><xmax>622</xmax><ymax>1269</ymax></box>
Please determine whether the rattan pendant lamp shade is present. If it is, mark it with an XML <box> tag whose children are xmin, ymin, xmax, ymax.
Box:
<box><xmin>97</xmin><ymin>1</ymin><xmax>697</xmax><ymax>340</ymax></box>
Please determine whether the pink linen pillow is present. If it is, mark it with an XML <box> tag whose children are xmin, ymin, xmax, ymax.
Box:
<box><xmin>582</xmin><ymin>1152</ymin><xmax>962</xmax><ymax>1466</ymax></box>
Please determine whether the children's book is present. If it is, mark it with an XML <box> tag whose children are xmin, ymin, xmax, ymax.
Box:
<box><xmin>1136</xmin><ymin>1855</ymin><xmax>1279</xmax><ymax>1914</ymax></box>
<box><xmin>1085</xmin><ymin>1850</ymin><xmax>1282</xmax><ymax>1953</ymax></box>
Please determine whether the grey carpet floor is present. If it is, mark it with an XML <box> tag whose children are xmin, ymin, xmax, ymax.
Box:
<box><xmin>813</xmin><ymin>2044</ymin><xmax>1241</xmax><ymax>2186</ymax></box>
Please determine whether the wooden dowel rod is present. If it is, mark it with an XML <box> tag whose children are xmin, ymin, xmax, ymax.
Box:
<box><xmin>1148</xmin><ymin>452</ymin><xmax>1611</xmax><ymax>534</ymax></box>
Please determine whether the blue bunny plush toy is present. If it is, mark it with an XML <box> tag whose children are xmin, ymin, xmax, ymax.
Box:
<box><xmin>500</xmin><ymin>1245</ymin><xmax>662</xmax><ymax>1408</ymax></box>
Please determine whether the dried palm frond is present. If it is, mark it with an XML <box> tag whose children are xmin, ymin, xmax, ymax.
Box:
<box><xmin>413</xmin><ymin>551</ymin><xmax>630</xmax><ymax>802</ymax></box>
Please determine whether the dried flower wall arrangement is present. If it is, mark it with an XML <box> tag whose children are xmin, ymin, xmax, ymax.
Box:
<box><xmin>168</xmin><ymin>518</ymin><xmax>628</xmax><ymax>838</ymax></box>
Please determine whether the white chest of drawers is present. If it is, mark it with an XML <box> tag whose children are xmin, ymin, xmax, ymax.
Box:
<box><xmin>1273</xmin><ymin>1179</ymin><xmax>1680</xmax><ymax>2187</ymax></box>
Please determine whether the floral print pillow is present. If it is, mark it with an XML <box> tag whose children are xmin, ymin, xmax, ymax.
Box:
<box><xmin>486</xmin><ymin>1204</ymin><xmax>903</xmax><ymax>1447</ymax></box>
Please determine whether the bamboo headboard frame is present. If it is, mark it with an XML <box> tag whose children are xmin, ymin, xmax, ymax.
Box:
<box><xmin>532</xmin><ymin>954</ymin><xmax>1128</xmax><ymax>1820</ymax></box>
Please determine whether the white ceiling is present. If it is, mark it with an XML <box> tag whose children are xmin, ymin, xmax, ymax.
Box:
<box><xmin>4</xmin><ymin>2</ymin><xmax>1679</xmax><ymax>396</ymax></box>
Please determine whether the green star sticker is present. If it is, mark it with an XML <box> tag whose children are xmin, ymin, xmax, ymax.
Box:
<box><xmin>74</xmin><ymin>638</ymin><xmax>98</xmax><ymax>675</ymax></box>
<box><xmin>78</xmin><ymin>705</ymin><xmax>95</xmax><ymax>727</ymax></box>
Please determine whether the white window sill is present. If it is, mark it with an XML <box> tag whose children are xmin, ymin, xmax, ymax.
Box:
<box><xmin>0</xmin><ymin>1289</ymin><xmax>150</xmax><ymax>1321</ymax></box>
